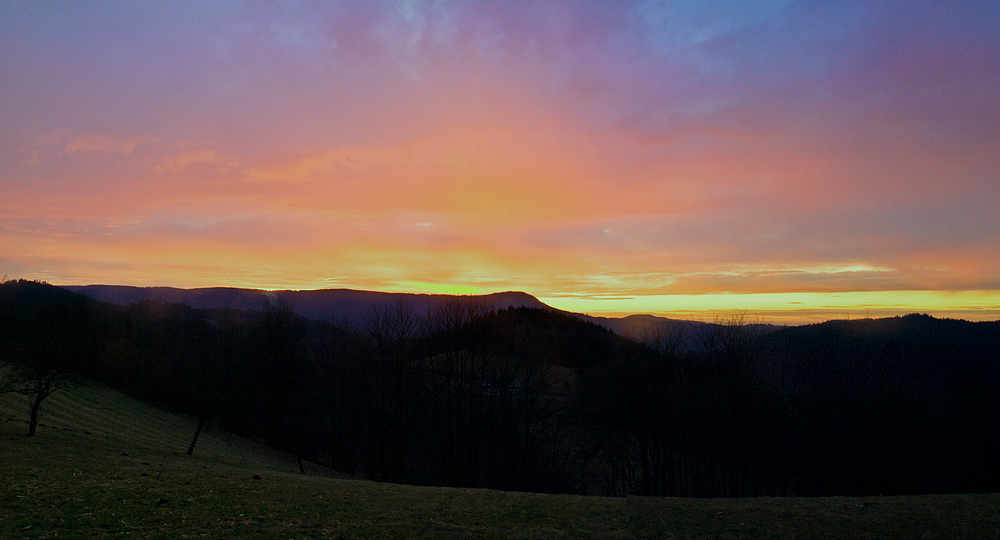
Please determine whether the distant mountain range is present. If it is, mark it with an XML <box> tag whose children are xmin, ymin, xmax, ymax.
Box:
<box><xmin>63</xmin><ymin>285</ymin><xmax>540</xmax><ymax>326</ymax></box>
<box><xmin>62</xmin><ymin>284</ymin><xmax>724</xmax><ymax>338</ymax></box>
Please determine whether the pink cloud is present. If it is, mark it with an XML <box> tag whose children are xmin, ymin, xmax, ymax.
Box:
<box><xmin>155</xmin><ymin>149</ymin><xmax>238</xmax><ymax>173</ymax></box>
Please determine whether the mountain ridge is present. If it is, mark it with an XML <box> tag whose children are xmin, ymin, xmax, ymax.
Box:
<box><xmin>63</xmin><ymin>285</ymin><xmax>554</xmax><ymax>328</ymax></box>
<box><xmin>60</xmin><ymin>284</ymin><xmax>781</xmax><ymax>337</ymax></box>
<box><xmin>63</xmin><ymin>284</ymin><xmax>734</xmax><ymax>338</ymax></box>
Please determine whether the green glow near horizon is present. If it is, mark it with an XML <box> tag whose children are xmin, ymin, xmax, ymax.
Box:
<box><xmin>391</xmin><ymin>281</ymin><xmax>483</xmax><ymax>295</ymax></box>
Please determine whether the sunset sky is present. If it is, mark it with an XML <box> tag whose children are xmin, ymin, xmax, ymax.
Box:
<box><xmin>2</xmin><ymin>1</ymin><xmax>999</xmax><ymax>324</ymax></box>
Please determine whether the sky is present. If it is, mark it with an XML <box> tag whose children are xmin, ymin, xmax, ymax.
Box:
<box><xmin>2</xmin><ymin>0</ymin><xmax>999</xmax><ymax>324</ymax></box>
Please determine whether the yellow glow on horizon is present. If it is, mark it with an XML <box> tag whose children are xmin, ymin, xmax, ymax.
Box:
<box><xmin>539</xmin><ymin>290</ymin><xmax>1000</xmax><ymax>325</ymax></box>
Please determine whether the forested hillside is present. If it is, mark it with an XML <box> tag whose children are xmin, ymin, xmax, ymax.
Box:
<box><xmin>3</xmin><ymin>279</ymin><xmax>999</xmax><ymax>497</ymax></box>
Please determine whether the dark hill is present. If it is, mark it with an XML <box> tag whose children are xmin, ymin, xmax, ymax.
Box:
<box><xmin>762</xmin><ymin>314</ymin><xmax>1000</xmax><ymax>495</ymax></box>
<box><xmin>775</xmin><ymin>313</ymin><xmax>1000</xmax><ymax>359</ymax></box>
<box><xmin>62</xmin><ymin>284</ymin><xmax>715</xmax><ymax>337</ymax></box>
<box><xmin>64</xmin><ymin>285</ymin><xmax>548</xmax><ymax>327</ymax></box>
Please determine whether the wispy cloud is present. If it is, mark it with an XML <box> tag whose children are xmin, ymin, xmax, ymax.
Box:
<box><xmin>62</xmin><ymin>133</ymin><xmax>150</xmax><ymax>155</ymax></box>
<box><xmin>20</xmin><ymin>131</ymin><xmax>156</xmax><ymax>164</ymax></box>
<box><xmin>244</xmin><ymin>129</ymin><xmax>508</xmax><ymax>182</ymax></box>
<box><xmin>155</xmin><ymin>148</ymin><xmax>239</xmax><ymax>173</ymax></box>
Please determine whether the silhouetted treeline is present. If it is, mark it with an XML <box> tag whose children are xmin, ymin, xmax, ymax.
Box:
<box><xmin>2</xmin><ymin>279</ymin><xmax>999</xmax><ymax>497</ymax></box>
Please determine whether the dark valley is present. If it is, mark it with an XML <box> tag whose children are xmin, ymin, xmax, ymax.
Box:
<box><xmin>3</xmin><ymin>279</ymin><xmax>1000</xmax><ymax>497</ymax></box>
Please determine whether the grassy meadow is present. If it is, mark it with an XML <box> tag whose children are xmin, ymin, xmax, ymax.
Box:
<box><xmin>2</xmin><ymin>382</ymin><xmax>998</xmax><ymax>539</ymax></box>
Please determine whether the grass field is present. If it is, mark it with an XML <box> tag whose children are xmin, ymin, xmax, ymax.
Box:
<box><xmin>2</xmin><ymin>382</ymin><xmax>999</xmax><ymax>539</ymax></box>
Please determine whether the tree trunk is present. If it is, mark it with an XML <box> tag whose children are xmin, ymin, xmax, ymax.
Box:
<box><xmin>188</xmin><ymin>412</ymin><xmax>207</xmax><ymax>455</ymax></box>
<box><xmin>27</xmin><ymin>389</ymin><xmax>46</xmax><ymax>436</ymax></box>
<box><xmin>25</xmin><ymin>375</ymin><xmax>53</xmax><ymax>437</ymax></box>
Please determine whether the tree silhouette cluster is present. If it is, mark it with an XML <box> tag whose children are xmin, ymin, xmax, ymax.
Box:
<box><xmin>2</xmin><ymin>279</ymin><xmax>999</xmax><ymax>497</ymax></box>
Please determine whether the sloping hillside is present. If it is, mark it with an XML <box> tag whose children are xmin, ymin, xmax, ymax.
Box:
<box><xmin>0</xmin><ymin>379</ymin><xmax>332</xmax><ymax>475</ymax></box>
<box><xmin>3</xmin><ymin>380</ymin><xmax>999</xmax><ymax>538</ymax></box>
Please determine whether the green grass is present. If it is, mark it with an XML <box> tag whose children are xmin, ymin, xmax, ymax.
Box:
<box><xmin>2</xmin><ymin>383</ymin><xmax>999</xmax><ymax>539</ymax></box>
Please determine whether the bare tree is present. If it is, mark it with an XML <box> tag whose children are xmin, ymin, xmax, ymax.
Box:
<box><xmin>362</xmin><ymin>300</ymin><xmax>423</xmax><ymax>481</ymax></box>
<box><xmin>187</xmin><ymin>312</ymin><xmax>233</xmax><ymax>456</ymax></box>
<box><xmin>424</xmin><ymin>298</ymin><xmax>495</xmax><ymax>486</ymax></box>
<box><xmin>1</xmin><ymin>360</ymin><xmax>77</xmax><ymax>436</ymax></box>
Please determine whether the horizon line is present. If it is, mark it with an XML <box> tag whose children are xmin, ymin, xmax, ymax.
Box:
<box><xmin>43</xmin><ymin>281</ymin><xmax>1000</xmax><ymax>326</ymax></box>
